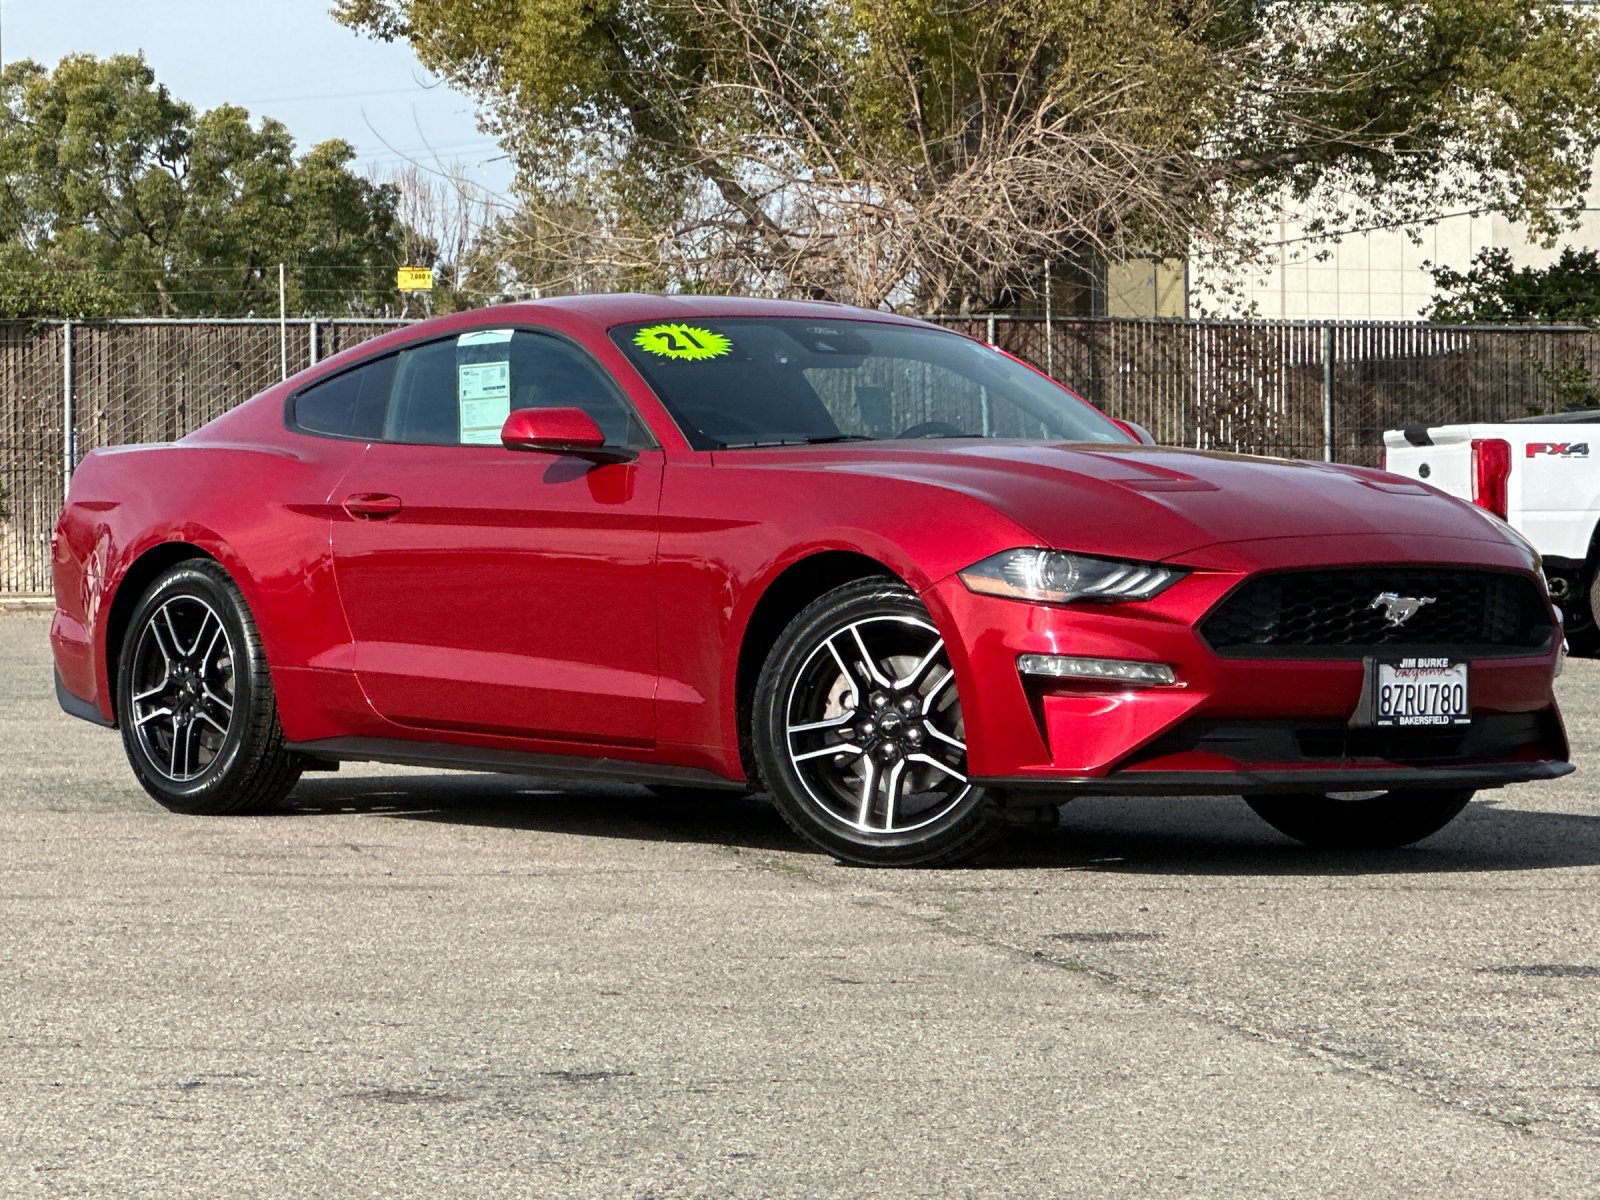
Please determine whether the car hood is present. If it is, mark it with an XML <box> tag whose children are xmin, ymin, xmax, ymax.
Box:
<box><xmin>748</xmin><ymin>441</ymin><xmax>1521</xmax><ymax>562</ymax></box>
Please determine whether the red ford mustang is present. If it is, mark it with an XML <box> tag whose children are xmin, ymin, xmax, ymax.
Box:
<box><xmin>50</xmin><ymin>296</ymin><xmax>1571</xmax><ymax>865</ymax></box>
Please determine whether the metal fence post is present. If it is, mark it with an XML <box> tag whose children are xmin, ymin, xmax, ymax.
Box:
<box><xmin>278</xmin><ymin>263</ymin><xmax>288</xmax><ymax>380</ymax></box>
<box><xmin>1044</xmin><ymin>265</ymin><xmax>1055</xmax><ymax>378</ymax></box>
<box><xmin>62</xmin><ymin>320</ymin><xmax>74</xmax><ymax>492</ymax></box>
<box><xmin>1321</xmin><ymin>323</ymin><xmax>1335</xmax><ymax>462</ymax></box>
<box><xmin>308</xmin><ymin>318</ymin><xmax>320</xmax><ymax>367</ymax></box>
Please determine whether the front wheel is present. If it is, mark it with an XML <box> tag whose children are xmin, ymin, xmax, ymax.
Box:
<box><xmin>116</xmin><ymin>559</ymin><xmax>302</xmax><ymax>814</ymax></box>
<box><xmin>1245</xmin><ymin>788</ymin><xmax>1473</xmax><ymax>850</ymax></box>
<box><xmin>1570</xmin><ymin>571</ymin><xmax>1600</xmax><ymax>657</ymax></box>
<box><xmin>753</xmin><ymin>580</ymin><xmax>1002</xmax><ymax>867</ymax></box>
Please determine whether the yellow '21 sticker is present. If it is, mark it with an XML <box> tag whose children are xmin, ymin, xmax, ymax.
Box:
<box><xmin>633</xmin><ymin>323</ymin><xmax>732</xmax><ymax>361</ymax></box>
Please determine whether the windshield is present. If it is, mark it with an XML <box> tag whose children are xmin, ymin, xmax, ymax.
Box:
<box><xmin>609</xmin><ymin>318</ymin><xmax>1129</xmax><ymax>450</ymax></box>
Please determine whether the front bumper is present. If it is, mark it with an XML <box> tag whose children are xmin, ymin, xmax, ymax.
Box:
<box><xmin>923</xmin><ymin>538</ymin><xmax>1571</xmax><ymax>797</ymax></box>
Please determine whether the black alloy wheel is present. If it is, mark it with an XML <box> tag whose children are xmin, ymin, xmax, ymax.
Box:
<box><xmin>117</xmin><ymin>560</ymin><xmax>301</xmax><ymax>814</ymax></box>
<box><xmin>754</xmin><ymin>580</ymin><xmax>1003</xmax><ymax>866</ymax></box>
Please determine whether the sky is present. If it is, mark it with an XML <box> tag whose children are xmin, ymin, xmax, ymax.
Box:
<box><xmin>1</xmin><ymin>0</ymin><xmax>515</xmax><ymax>197</ymax></box>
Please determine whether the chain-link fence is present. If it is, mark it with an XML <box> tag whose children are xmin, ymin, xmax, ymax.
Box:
<box><xmin>930</xmin><ymin>316</ymin><xmax>1600</xmax><ymax>464</ymax></box>
<box><xmin>1</xmin><ymin>319</ymin><xmax>406</xmax><ymax>596</ymax></box>
<box><xmin>2</xmin><ymin>314</ymin><xmax>1596</xmax><ymax>596</ymax></box>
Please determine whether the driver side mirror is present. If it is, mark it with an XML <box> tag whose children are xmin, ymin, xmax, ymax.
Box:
<box><xmin>500</xmin><ymin>407</ymin><xmax>635</xmax><ymax>463</ymax></box>
<box><xmin>1111</xmin><ymin>418</ymin><xmax>1157</xmax><ymax>446</ymax></box>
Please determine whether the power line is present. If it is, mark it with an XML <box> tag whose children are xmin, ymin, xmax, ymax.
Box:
<box><xmin>24</xmin><ymin>263</ymin><xmax>412</xmax><ymax>274</ymax></box>
<box><xmin>239</xmin><ymin>85</ymin><xmax>449</xmax><ymax>106</ymax></box>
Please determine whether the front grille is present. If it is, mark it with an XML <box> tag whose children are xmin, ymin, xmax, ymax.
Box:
<box><xmin>1295</xmin><ymin>726</ymin><xmax>1469</xmax><ymax>761</ymax></box>
<box><xmin>1200</xmin><ymin>568</ymin><xmax>1552</xmax><ymax>658</ymax></box>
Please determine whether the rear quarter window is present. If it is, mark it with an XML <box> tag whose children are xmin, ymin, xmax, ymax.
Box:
<box><xmin>290</xmin><ymin>356</ymin><xmax>397</xmax><ymax>439</ymax></box>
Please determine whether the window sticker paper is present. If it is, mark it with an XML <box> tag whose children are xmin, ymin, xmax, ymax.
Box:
<box><xmin>458</xmin><ymin>359</ymin><xmax>512</xmax><ymax>444</ymax></box>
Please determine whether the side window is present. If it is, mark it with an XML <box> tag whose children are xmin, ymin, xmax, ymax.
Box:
<box><xmin>385</xmin><ymin>337</ymin><xmax>465</xmax><ymax>445</ymax></box>
<box><xmin>383</xmin><ymin>329</ymin><xmax>647</xmax><ymax>447</ymax></box>
<box><xmin>506</xmin><ymin>331</ymin><xmax>647</xmax><ymax>446</ymax></box>
<box><xmin>291</xmin><ymin>355</ymin><xmax>396</xmax><ymax>439</ymax></box>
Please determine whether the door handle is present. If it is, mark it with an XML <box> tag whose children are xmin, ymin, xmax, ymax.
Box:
<box><xmin>343</xmin><ymin>492</ymin><xmax>403</xmax><ymax>519</ymax></box>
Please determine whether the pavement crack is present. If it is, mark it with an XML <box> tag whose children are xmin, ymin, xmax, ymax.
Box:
<box><xmin>736</xmin><ymin>847</ymin><xmax>1600</xmax><ymax>1149</ymax></box>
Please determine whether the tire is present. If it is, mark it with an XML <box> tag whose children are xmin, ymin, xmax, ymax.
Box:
<box><xmin>1245</xmin><ymin>788</ymin><xmax>1474</xmax><ymax>850</ymax></box>
<box><xmin>752</xmin><ymin>579</ymin><xmax>1002</xmax><ymax>867</ymax></box>
<box><xmin>115</xmin><ymin>559</ymin><xmax>302</xmax><ymax>814</ymax></box>
<box><xmin>1567</xmin><ymin>624</ymin><xmax>1600</xmax><ymax>657</ymax></box>
<box><xmin>1570</xmin><ymin>572</ymin><xmax>1600</xmax><ymax>657</ymax></box>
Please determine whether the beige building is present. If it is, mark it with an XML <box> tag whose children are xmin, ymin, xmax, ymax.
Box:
<box><xmin>1198</xmin><ymin>198</ymin><xmax>1600</xmax><ymax>321</ymax></box>
<box><xmin>1103</xmin><ymin>258</ymin><xmax>1190</xmax><ymax>318</ymax></box>
<box><xmin>1089</xmin><ymin>164</ymin><xmax>1600</xmax><ymax>321</ymax></box>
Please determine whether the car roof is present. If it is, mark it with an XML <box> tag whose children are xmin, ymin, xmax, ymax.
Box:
<box><xmin>1508</xmin><ymin>409</ymin><xmax>1600</xmax><ymax>424</ymax></box>
<box><xmin>469</xmin><ymin>293</ymin><xmax>934</xmax><ymax>330</ymax></box>
<box><xmin>278</xmin><ymin>294</ymin><xmax>953</xmax><ymax>399</ymax></box>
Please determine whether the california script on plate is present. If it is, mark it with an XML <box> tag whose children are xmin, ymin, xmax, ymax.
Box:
<box><xmin>1373</xmin><ymin>656</ymin><xmax>1471</xmax><ymax>727</ymax></box>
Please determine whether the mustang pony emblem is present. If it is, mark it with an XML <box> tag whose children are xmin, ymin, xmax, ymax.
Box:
<box><xmin>1371</xmin><ymin>592</ymin><xmax>1435</xmax><ymax>627</ymax></box>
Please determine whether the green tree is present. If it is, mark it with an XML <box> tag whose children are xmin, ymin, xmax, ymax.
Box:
<box><xmin>337</xmin><ymin>0</ymin><xmax>1600</xmax><ymax>311</ymax></box>
<box><xmin>1428</xmin><ymin>248</ymin><xmax>1600</xmax><ymax>411</ymax></box>
<box><xmin>0</xmin><ymin>54</ymin><xmax>406</xmax><ymax>317</ymax></box>
<box><xmin>1426</xmin><ymin>248</ymin><xmax>1600</xmax><ymax>326</ymax></box>
<box><xmin>0</xmin><ymin>247</ymin><xmax>123</xmax><ymax>319</ymax></box>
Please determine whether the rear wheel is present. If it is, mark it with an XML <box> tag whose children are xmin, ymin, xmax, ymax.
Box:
<box><xmin>753</xmin><ymin>580</ymin><xmax>1002</xmax><ymax>867</ymax></box>
<box><xmin>116</xmin><ymin>560</ymin><xmax>301</xmax><ymax>814</ymax></box>
<box><xmin>1245</xmin><ymin>788</ymin><xmax>1473</xmax><ymax>850</ymax></box>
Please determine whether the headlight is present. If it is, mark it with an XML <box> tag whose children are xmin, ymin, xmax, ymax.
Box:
<box><xmin>958</xmin><ymin>548</ymin><xmax>1183</xmax><ymax>604</ymax></box>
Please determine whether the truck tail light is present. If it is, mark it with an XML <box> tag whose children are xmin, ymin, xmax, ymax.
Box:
<box><xmin>1470</xmin><ymin>438</ymin><xmax>1511</xmax><ymax>518</ymax></box>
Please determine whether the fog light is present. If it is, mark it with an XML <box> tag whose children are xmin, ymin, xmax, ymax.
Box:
<box><xmin>1018</xmin><ymin>654</ymin><xmax>1177</xmax><ymax>687</ymax></box>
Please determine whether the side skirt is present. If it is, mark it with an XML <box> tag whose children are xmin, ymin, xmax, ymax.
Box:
<box><xmin>284</xmin><ymin>736</ymin><xmax>748</xmax><ymax>791</ymax></box>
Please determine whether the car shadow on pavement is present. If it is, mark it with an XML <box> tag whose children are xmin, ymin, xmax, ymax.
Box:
<box><xmin>284</xmin><ymin>773</ymin><xmax>807</xmax><ymax>854</ymax></box>
<box><xmin>282</xmin><ymin>774</ymin><xmax>1600</xmax><ymax>875</ymax></box>
<box><xmin>997</xmin><ymin>794</ymin><xmax>1600</xmax><ymax>876</ymax></box>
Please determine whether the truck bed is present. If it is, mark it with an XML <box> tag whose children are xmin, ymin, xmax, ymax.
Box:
<box><xmin>1382</xmin><ymin>416</ymin><xmax>1599</xmax><ymax>644</ymax></box>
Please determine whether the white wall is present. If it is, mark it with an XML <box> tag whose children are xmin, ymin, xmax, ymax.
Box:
<box><xmin>1194</xmin><ymin>164</ymin><xmax>1600</xmax><ymax>321</ymax></box>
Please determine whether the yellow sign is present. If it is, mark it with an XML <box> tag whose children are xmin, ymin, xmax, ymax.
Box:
<box><xmin>396</xmin><ymin>266</ymin><xmax>434</xmax><ymax>292</ymax></box>
<box><xmin>632</xmin><ymin>323</ymin><xmax>732</xmax><ymax>361</ymax></box>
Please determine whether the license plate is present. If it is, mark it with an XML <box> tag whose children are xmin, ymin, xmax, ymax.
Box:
<box><xmin>1359</xmin><ymin>656</ymin><xmax>1471</xmax><ymax>728</ymax></box>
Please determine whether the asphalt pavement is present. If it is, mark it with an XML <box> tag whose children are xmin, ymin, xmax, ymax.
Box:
<box><xmin>2</xmin><ymin>614</ymin><xmax>1598</xmax><ymax>1197</ymax></box>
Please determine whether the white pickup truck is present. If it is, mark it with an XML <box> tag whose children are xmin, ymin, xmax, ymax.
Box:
<box><xmin>1382</xmin><ymin>411</ymin><xmax>1600</xmax><ymax>652</ymax></box>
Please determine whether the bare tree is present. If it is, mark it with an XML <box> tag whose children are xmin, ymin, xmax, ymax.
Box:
<box><xmin>373</xmin><ymin>161</ymin><xmax>501</xmax><ymax>311</ymax></box>
<box><xmin>344</xmin><ymin>0</ymin><xmax>1600</xmax><ymax>312</ymax></box>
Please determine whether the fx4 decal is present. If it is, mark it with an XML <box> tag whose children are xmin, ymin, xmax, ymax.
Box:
<box><xmin>1526</xmin><ymin>442</ymin><xmax>1590</xmax><ymax>458</ymax></box>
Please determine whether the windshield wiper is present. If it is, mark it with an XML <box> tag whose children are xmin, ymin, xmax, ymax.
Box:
<box><xmin>716</xmin><ymin>434</ymin><xmax>878</xmax><ymax>449</ymax></box>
